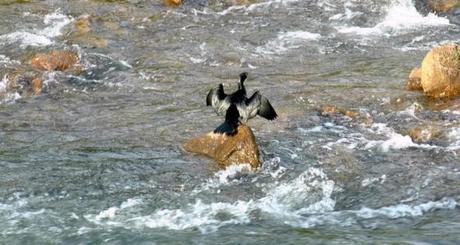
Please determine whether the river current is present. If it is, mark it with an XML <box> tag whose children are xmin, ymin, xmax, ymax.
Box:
<box><xmin>1</xmin><ymin>0</ymin><xmax>460</xmax><ymax>244</ymax></box>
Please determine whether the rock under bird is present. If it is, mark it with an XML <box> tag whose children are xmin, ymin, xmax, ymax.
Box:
<box><xmin>206</xmin><ymin>72</ymin><xmax>278</xmax><ymax>127</ymax></box>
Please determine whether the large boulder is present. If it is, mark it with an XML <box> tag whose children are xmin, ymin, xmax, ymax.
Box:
<box><xmin>420</xmin><ymin>44</ymin><xmax>460</xmax><ymax>98</ymax></box>
<box><xmin>427</xmin><ymin>0</ymin><xmax>460</xmax><ymax>12</ymax></box>
<box><xmin>184</xmin><ymin>124</ymin><xmax>261</xmax><ymax>169</ymax></box>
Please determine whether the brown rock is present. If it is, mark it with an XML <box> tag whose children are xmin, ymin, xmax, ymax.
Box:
<box><xmin>164</xmin><ymin>0</ymin><xmax>181</xmax><ymax>7</ymax></box>
<box><xmin>421</xmin><ymin>44</ymin><xmax>460</xmax><ymax>98</ymax></box>
<box><xmin>184</xmin><ymin>124</ymin><xmax>261</xmax><ymax>169</ymax></box>
<box><xmin>75</xmin><ymin>15</ymin><xmax>92</xmax><ymax>35</ymax></box>
<box><xmin>71</xmin><ymin>15</ymin><xmax>108</xmax><ymax>49</ymax></box>
<box><xmin>322</xmin><ymin>105</ymin><xmax>359</xmax><ymax>119</ymax></box>
<box><xmin>407</xmin><ymin>126</ymin><xmax>442</xmax><ymax>143</ymax></box>
<box><xmin>29</xmin><ymin>50</ymin><xmax>79</xmax><ymax>71</ymax></box>
<box><xmin>322</xmin><ymin>105</ymin><xmax>340</xmax><ymax>115</ymax></box>
<box><xmin>30</xmin><ymin>78</ymin><xmax>43</xmax><ymax>95</ymax></box>
<box><xmin>406</xmin><ymin>67</ymin><xmax>423</xmax><ymax>91</ymax></box>
<box><xmin>428</xmin><ymin>0</ymin><xmax>460</xmax><ymax>12</ymax></box>
<box><xmin>1</xmin><ymin>71</ymin><xmax>43</xmax><ymax>98</ymax></box>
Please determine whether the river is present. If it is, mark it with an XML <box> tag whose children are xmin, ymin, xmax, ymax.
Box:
<box><xmin>1</xmin><ymin>0</ymin><xmax>460</xmax><ymax>244</ymax></box>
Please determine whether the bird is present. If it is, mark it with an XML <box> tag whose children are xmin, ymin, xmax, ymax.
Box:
<box><xmin>206</xmin><ymin>72</ymin><xmax>277</xmax><ymax>127</ymax></box>
<box><xmin>213</xmin><ymin>103</ymin><xmax>240</xmax><ymax>135</ymax></box>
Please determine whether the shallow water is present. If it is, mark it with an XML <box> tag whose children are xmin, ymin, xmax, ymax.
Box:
<box><xmin>1</xmin><ymin>0</ymin><xmax>460</xmax><ymax>244</ymax></box>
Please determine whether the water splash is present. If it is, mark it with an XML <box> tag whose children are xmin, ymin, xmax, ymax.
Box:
<box><xmin>86</xmin><ymin>167</ymin><xmax>336</xmax><ymax>233</ymax></box>
<box><xmin>255</xmin><ymin>31</ymin><xmax>321</xmax><ymax>55</ymax></box>
<box><xmin>337</xmin><ymin>0</ymin><xmax>449</xmax><ymax>36</ymax></box>
<box><xmin>0</xmin><ymin>10</ymin><xmax>73</xmax><ymax>48</ymax></box>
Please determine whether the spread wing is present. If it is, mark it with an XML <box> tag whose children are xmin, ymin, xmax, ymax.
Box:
<box><xmin>247</xmin><ymin>91</ymin><xmax>277</xmax><ymax>120</ymax></box>
<box><xmin>206</xmin><ymin>83</ymin><xmax>226</xmax><ymax>107</ymax></box>
<box><xmin>214</xmin><ymin>104</ymin><xmax>240</xmax><ymax>136</ymax></box>
<box><xmin>258</xmin><ymin>95</ymin><xmax>277</xmax><ymax>120</ymax></box>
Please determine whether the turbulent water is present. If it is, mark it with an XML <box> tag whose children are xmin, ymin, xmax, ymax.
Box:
<box><xmin>1</xmin><ymin>0</ymin><xmax>460</xmax><ymax>243</ymax></box>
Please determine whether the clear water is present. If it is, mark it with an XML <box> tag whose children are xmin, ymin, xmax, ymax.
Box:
<box><xmin>1</xmin><ymin>0</ymin><xmax>460</xmax><ymax>244</ymax></box>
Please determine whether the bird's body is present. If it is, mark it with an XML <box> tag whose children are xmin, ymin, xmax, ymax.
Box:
<box><xmin>206</xmin><ymin>72</ymin><xmax>277</xmax><ymax>126</ymax></box>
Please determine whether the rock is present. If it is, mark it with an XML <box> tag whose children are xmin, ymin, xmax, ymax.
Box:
<box><xmin>69</xmin><ymin>15</ymin><xmax>108</xmax><ymax>48</ymax></box>
<box><xmin>322</xmin><ymin>105</ymin><xmax>359</xmax><ymax>119</ymax></box>
<box><xmin>420</xmin><ymin>44</ymin><xmax>460</xmax><ymax>98</ymax></box>
<box><xmin>0</xmin><ymin>71</ymin><xmax>44</xmax><ymax>97</ymax></box>
<box><xmin>427</xmin><ymin>0</ymin><xmax>460</xmax><ymax>12</ymax></box>
<box><xmin>184</xmin><ymin>124</ymin><xmax>261</xmax><ymax>169</ymax></box>
<box><xmin>29</xmin><ymin>50</ymin><xmax>80</xmax><ymax>72</ymax></box>
<box><xmin>30</xmin><ymin>78</ymin><xmax>43</xmax><ymax>95</ymax></box>
<box><xmin>407</xmin><ymin>126</ymin><xmax>442</xmax><ymax>143</ymax></box>
<box><xmin>164</xmin><ymin>0</ymin><xmax>181</xmax><ymax>7</ymax></box>
<box><xmin>406</xmin><ymin>67</ymin><xmax>423</xmax><ymax>91</ymax></box>
<box><xmin>75</xmin><ymin>15</ymin><xmax>92</xmax><ymax>35</ymax></box>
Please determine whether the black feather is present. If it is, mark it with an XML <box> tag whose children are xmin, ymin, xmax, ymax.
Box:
<box><xmin>258</xmin><ymin>96</ymin><xmax>277</xmax><ymax>120</ymax></box>
<box><xmin>238</xmin><ymin>72</ymin><xmax>248</xmax><ymax>96</ymax></box>
<box><xmin>214</xmin><ymin>104</ymin><xmax>240</xmax><ymax>136</ymax></box>
<box><xmin>206</xmin><ymin>83</ymin><xmax>226</xmax><ymax>106</ymax></box>
<box><xmin>206</xmin><ymin>89</ymin><xmax>213</xmax><ymax>106</ymax></box>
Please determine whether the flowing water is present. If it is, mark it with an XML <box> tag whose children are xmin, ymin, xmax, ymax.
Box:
<box><xmin>1</xmin><ymin>0</ymin><xmax>460</xmax><ymax>243</ymax></box>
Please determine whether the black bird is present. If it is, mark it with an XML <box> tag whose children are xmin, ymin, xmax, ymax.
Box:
<box><xmin>206</xmin><ymin>72</ymin><xmax>277</xmax><ymax>124</ymax></box>
<box><xmin>214</xmin><ymin>103</ymin><xmax>240</xmax><ymax>135</ymax></box>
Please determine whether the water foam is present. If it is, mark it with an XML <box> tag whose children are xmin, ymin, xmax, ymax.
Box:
<box><xmin>447</xmin><ymin>127</ymin><xmax>460</xmax><ymax>150</ymax></box>
<box><xmin>364</xmin><ymin>123</ymin><xmax>437</xmax><ymax>152</ymax></box>
<box><xmin>0</xmin><ymin>55</ymin><xmax>21</xmax><ymax>67</ymax></box>
<box><xmin>0</xmin><ymin>75</ymin><xmax>22</xmax><ymax>104</ymax></box>
<box><xmin>0</xmin><ymin>10</ymin><xmax>72</xmax><ymax>48</ymax></box>
<box><xmin>256</xmin><ymin>31</ymin><xmax>321</xmax><ymax>55</ymax></box>
<box><xmin>337</xmin><ymin>0</ymin><xmax>449</xmax><ymax>36</ymax></box>
<box><xmin>291</xmin><ymin>197</ymin><xmax>457</xmax><ymax>228</ymax></box>
<box><xmin>194</xmin><ymin>164</ymin><xmax>253</xmax><ymax>193</ymax></box>
<box><xmin>218</xmin><ymin>0</ymin><xmax>299</xmax><ymax>15</ymax></box>
<box><xmin>85</xmin><ymin>166</ymin><xmax>457</xmax><ymax>233</ymax></box>
<box><xmin>85</xmin><ymin>198</ymin><xmax>142</xmax><ymax>225</ymax></box>
<box><xmin>87</xmin><ymin>167</ymin><xmax>335</xmax><ymax>233</ymax></box>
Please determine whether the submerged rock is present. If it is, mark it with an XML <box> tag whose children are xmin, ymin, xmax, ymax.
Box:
<box><xmin>1</xmin><ymin>71</ymin><xmax>44</xmax><ymax>97</ymax></box>
<box><xmin>406</xmin><ymin>67</ymin><xmax>423</xmax><ymax>91</ymax></box>
<box><xmin>184</xmin><ymin>124</ymin><xmax>261</xmax><ymax>169</ymax></box>
<box><xmin>321</xmin><ymin>105</ymin><xmax>359</xmax><ymax>119</ymax></box>
<box><xmin>69</xmin><ymin>15</ymin><xmax>108</xmax><ymax>49</ymax></box>
<box><xmin>420</xmin><ymin>44</ymin><xmax>460</xmax><ymax>98</ymax></box>
<box><xmin>407</xmin><ymin>125</ymin><xmax>442</xmax><ymax>143</ymax></box>
<box><xmin>29</xmin><ymin>50</ymin><xmax>80</xmax><ymax>72</ymax></box>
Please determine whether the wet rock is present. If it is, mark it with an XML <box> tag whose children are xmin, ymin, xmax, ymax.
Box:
<box><xmin>184</xmin><ymin>124</ymin><xmax>261</xmax><ymax>170</ymax></box>
<box><xmin>1</xmin><ymin>71</ymin><xmax>44</xmax><ymax>97</ymax></box>
<box><xmin>322</xmin><ymin>105</ymin><xmax>359</xmax><ymax>119</ymax></box>
<box><xmin>427</xmin><ymin>0</ymin><xmax>460</xmax><ymax>12</ymax></box>
<box><xmin>69</xmin><ymin>15</ymin><xmax>109</xmax><ymax>49</ymax></box>
<box><xmin>406</xmin><ymin>67</ymin><xmax>423</xmax><ymax>91</ymax></box>
<box><xmin>407</xmin><ymin>126</ymin><xmax>442</xmax><ymax>143</ymax></box>
<box><xmin>29</xmin><ymin>50</ymin><xmax>80</xmax><ymax>72</ymax></box>
<box><xmin>164</xmin><ymin>0</ymin><xmax>181</xmax><ymax>7</ymax></box>
<box><xmin>420</xmin><ymin>44</ymin><xmax>460</xmax><ymax>98</ymax></box>
<box><xmin>30</xmin><ymin>78</ymin><xmax>43</xmax><ymax>96</ymax></box>
<box><xmin>321</xmin><ymin>105</ymin><xmax>373</xmax><ymax>126</ymax></box>
<box><xmin>75</xmin><ymin>15</ymin><xmax>92</xmax><ymax>35</ymax></box>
